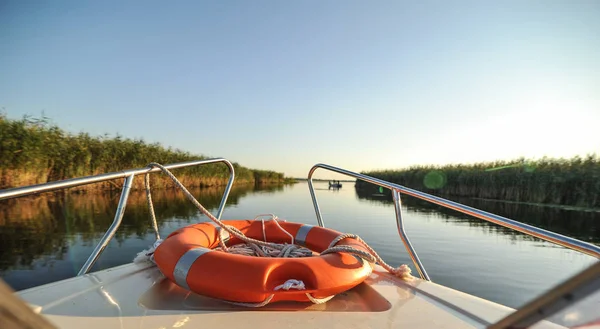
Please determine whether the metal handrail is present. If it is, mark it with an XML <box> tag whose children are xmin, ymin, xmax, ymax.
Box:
<box><xmin>0</xmin><ymin>158</ymin><xmax>236</xmax><ymax>275</ymax></box>
<box><xmin>489</xmin><ymin>261</ymin><xmax>600</xmax><ymax>329</ymax></box>
<box><xmin>307</xmin><ymin>163</ymin><xmax>600</xmax><ymax>281</ymax></box>
<box><xmin>308</xmin><ymin>164</ymin><xmax>430</xmax><ymax>281</ymax></box>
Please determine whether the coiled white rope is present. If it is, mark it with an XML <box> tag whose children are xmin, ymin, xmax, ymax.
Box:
<box><xmin>214</xmin><ymin>214</ymin><xmax>313</xmax><ymax>258</ymax></box>
<box><xmin>141</xmin><ymin>162</ymin><xmax>413</xmax><ymax>306</ymax></box>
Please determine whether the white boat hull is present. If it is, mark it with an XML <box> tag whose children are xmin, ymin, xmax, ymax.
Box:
<box><xmin>17</xmin><ymin>263</ymin><xmax>565</xmax><ymax>329</ymax></box>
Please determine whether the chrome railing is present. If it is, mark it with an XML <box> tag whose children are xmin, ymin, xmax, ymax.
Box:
<box><xmin>307</xmin><ymin>163</ymin><xmax>600</xmax><ymax>281</ymax></box>
<box><xmin>490</xmin><ymin>261</ymin><xmax>600</xmax><ymax>329</ymax></box>
<box><xmin>0</xmin><ymin>158</ymin><xmax>235</xmax><ymax>276</ymax></box>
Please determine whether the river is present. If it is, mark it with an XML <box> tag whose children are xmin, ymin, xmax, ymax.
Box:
<box><xmin>0</xmin><ymin>181</ymin><xmax>598</xmax><ymax>309</ymax></box>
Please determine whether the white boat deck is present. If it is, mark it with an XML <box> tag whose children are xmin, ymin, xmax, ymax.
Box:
<box><xmin>18</xmin><ymin>263</ymin><xmax>564</xmax><ymax>329</ymax></box>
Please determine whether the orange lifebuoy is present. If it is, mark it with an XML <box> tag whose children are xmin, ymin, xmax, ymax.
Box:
<box><xmin>154</xmin><ymin>220</ymin><xmax>373</xmax><ymax>304</ymax></box>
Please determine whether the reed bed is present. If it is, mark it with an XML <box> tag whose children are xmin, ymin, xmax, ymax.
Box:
<box><xmin>357</xmin><ymin>156</ymin><xmax>600</xmax><ymax>208</ymax></box>
<box><xmin>0</xmin><ymin>114</ymin><xmax>288</xmax><ymax>189</ymax></box>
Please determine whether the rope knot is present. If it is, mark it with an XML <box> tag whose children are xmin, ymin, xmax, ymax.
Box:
<box><xmin>392</xmin><ymin>264</ymin><xmax>414</xmax><ymax>281</ymax></box>
<box><xmin>274</xmin><ymin>279</ymin><xmax>306</xmax><ymax>291</ymax></box>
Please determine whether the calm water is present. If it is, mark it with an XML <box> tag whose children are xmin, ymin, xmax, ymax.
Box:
<box><xmin>1</xmin><ymin>182</ymin><xmax>598</xmax><ymax>309</ymax></box>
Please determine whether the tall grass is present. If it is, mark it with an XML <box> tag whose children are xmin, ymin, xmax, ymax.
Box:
<box><xmin>357</xmin><ymin>156</ymin><xmax>600</xmax><ymax>208</ymax></box>
<box><xmin>0</xmin><ymin>114</ymin><xmax>289</xmax><ymax>189</ymax></box>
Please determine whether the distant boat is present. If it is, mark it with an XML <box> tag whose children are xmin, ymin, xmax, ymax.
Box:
<box><xmin>329</xmin><ymin>181</ymin><xmax>342</xmax><ymax>188</ymax></box>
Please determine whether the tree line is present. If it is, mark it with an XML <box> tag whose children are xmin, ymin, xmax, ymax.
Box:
<box><xmin>0</xmin><ymin>114</ymin><xmax>291</xmax><ymax>190</ymax></box>
<box><xmin>357</xmin><ymin>156</ymin><xmax>599</xmax><ymax>208</ymax></box>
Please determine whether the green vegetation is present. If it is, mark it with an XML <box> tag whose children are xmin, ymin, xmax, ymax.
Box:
<box><xmin>357</xmin><ymin>156</ymin><xmax>600</xmax><ymax>208</ymax></box>
<box><xmin>0</xmin><ymin>114</ymin><xmax>291</xmax><ymax>189</ymax></box>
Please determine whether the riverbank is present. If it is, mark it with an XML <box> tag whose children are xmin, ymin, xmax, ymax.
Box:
<box><xmin>0</xmin><ymin>114</ymin><xmax>293</xmax><ymax>189</ymax></box>
<box><xmin>356</xmin><ymin>156</ymin><xmax>599</xmax><ymax>208</ymax></box>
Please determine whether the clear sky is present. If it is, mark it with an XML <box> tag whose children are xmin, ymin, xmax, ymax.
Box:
<box><xmin>1</xmin><ymin>1</ymin><xmax>599</xmax><ymax>178</ymax></box>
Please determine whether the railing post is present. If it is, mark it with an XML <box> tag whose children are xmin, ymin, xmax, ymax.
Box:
<box><xmin>307</xmin><ymin>172</ymin><xmax>325</xmax><ymax>227</ymax></box>
<box><xmin>215</xmin><ymin>161</ymin><xmax>235</xmax><ymax>219</ymax></box>
<box><xmin>77</xmin><ymin>174</ymin><xmax>135</xmax><ymax>276</ymax></box>
<box><xmin>307</xmin><ymin>164</ymin><xmax>430</xmax><ymax>279</ymax></box>
<box><xmin>392</xmin><ymin>189</ymin><xmax>431</xmax><ymax>281</ymax></box>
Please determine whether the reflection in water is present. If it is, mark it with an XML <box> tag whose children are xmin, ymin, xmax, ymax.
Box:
<box><xmin>0</xmin><ymin>184</ymin><xmax>284</xmax><ymax>273</ymax></box>
<box><xmin>355</xmin><ymin>185</ymin><xmax>600</xmax><ymax>244</ymax></box>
